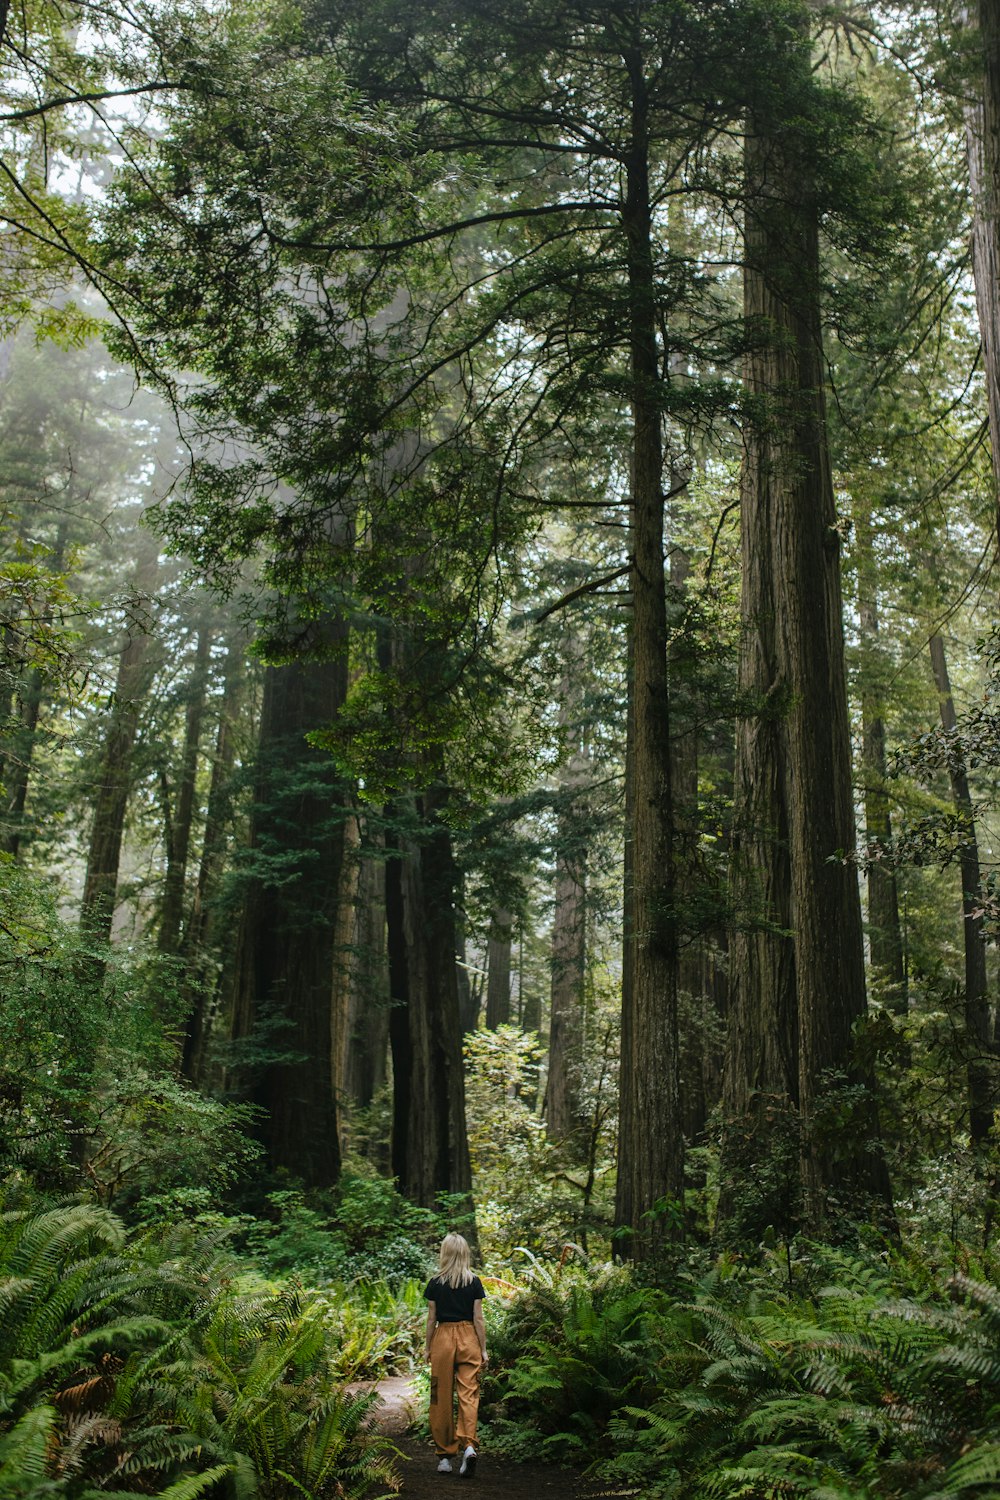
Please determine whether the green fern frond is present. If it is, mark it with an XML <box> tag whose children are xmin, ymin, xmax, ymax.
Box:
<box><xmin>0</xmin><ymin>1401</ymin><xmax>58</xmax><ymax>1489</ymax></box>
<box><xmin>922</xmin><ymin>1440</ymin><xmax>1000</xmax><ymax>1500</ymax></box>
<box><xmin>81</xmin><ymin>1461</ymin><xmax>233</xmax><ymax>1500</ymax></box>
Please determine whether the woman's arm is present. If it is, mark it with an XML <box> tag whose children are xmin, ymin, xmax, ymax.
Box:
<box><xmin>424</xmin><ymin>1301</ymin><xmax>437</xmax><ymax>1362</ymax></box>
<box><xmin>473</xmin><ymin>1299</ymin><xmax>488</xmax><ymax>1364</ymax></box>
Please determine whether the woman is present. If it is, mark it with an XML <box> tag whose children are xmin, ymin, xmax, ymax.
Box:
<box><xmin>424</xmin><ymin>1232</ymin><xmax>488</xmax><ymax>1477</ymax></box>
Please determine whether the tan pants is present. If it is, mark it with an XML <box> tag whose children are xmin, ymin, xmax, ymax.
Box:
<box><xmin>429</xmin><ymin>1321</ymin><xmax>482</xmax><ymax>1456</ymax></box>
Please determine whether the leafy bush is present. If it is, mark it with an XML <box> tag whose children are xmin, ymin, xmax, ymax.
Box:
<box><xmin>243</xmin><ymin>1174</ymin><xmax>438</xmax><ymax>1283</ymax></box>
<box><xmin>0</xmin><ymin>1200</ymin><xmax>401</xmax><ymax>1497</ymax></box>
<box><xmin>155</xmin><ymin>1282</ymin><xmax>400</xmax><ymax>1499</ymax></box>
<box><xmin>0</xmin><ymin>860</ymin><xmax>260</xmax><ymax>1209</ymax></box>
<box><xmin>482</xmin><ymin>1259</ymin><xmax>670</xmax><ymax>1461</ymax></box>
<box><xmin>485</xmin><ymin>1249</ymin><xmax>1000</xmax><ymax>1499</ymax></box>
<box><xmin>465</xmin><ymin>1025</ymin><xmax>585</xmax><ymax>1259</ymax></box>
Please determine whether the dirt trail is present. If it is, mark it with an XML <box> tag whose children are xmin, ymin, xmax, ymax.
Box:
<box><xmin>367</xmin><ymin>1378</ymin><xmax>633</xmax><ymax>1499</ymax></box>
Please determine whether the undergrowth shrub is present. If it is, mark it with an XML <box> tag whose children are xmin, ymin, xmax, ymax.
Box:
<box><xmin>243</xmin><ymin>1173</ymin><xmax>440</xmax><ymax>1283</ymax></box>
<box><xmin>485</xmin><ymin>1249</ymin><xmax>1000</xmax><ymax>1499</ymax></box>
<box><xmin>0</xmin><ymin>1199</ymin><xmax>401</xmax><ymax>1497</ymax></box>
<box><xmin>312</xmin><ymin>1278</ymin><xmax>426</xmax><ymax>1378</ymax></box>
<box><xmin>481</xmin><ymin>1259</ymin><xmax>672</xmax><ymax>1461</ymax></box>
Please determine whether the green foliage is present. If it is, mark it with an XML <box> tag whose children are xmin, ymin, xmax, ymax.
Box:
<box><xmin>483</xmin><ymin>1251</ymin><xmax>1000</xmax><ymax>1499</ymax></box>
<box><xmin>483</xmin><ymin>1261</ymin><xmax>669</xmax><ymax>1461</ymax></box>
<box><xmin>464</xmin><ymin>1027</ymin><xmax>555</xmax><ymax>1258</ymax></box>
<box><xmin>158</xmin><ymin>1282</ymin><xmax>399</xmax><ymax>1498</ymax></box>
<box><xmin>243</xmin><ymin>1174</ymin><xmax>438</xmax><ymax>1284</ymax></box>
<box><xmin>0</xmin><ymin>1199</ymin><xmax>402</xmax><ymax>1498</ymax></box>
<box><xmin>86</xmin><ymin>1064</ymin><xmax>261</xmax><ymax>1213</ymax></box>
<box><xmin>0</xmin><ymin>861</ymin><xmax>259</xmax><ymax>1207</ymax></box>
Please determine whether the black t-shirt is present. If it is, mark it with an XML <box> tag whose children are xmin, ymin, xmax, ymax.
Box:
<box><xmin>424</xmin><ymin>1274</ymin><xmax>486</xmax><ymax>1323</ymax></box>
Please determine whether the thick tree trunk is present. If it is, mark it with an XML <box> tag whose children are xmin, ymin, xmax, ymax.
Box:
<box><xmin>158</xmin><ymin>621</ymin><xmax>212</xmax><ymax>954</ymax></box>
<box><xmin>614</xmin><ymin>56</ymin><xmax>683</xmax><ymax>1257</ymax></box>
<box><xmin>231</xmin><ymin>656</ymin><xmax>347</xmax><ymax>1187</ymax></box>
<box><xmin>80</xmin><ymin>584</ymin><xmax>155</xmax><ymax>946</ymax></box>
<box><xmin>485</xmin><ymin>907</ymin><xmax>513</xmax><ymax>1029</ymax></box>
<box><xmin>929</xmin><ymin>633</ymin><xmax>993</xmax><ymax>1146</ymax></box>
<box><xmin>386</xmin><ymin>793</ymin><xmax>473</xmax><ymax>1208</ymax></box>
<box><xmin>722</xmin><ymin>101</ymin><xmax>891</xmax><ymax>1233</ymax></box>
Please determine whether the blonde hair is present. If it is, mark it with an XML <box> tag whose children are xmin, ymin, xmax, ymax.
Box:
<box><xmin>437</xmin><ymin>1232</ymin><xmax>473</xmax><ymax>1289</ymax></box>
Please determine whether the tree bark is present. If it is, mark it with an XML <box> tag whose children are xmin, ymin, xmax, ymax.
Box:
<box><xmin>856</xmin><ymin>514</ymin><xmax>906</xmax><ymax>1013</ymax></box>
<box><xmin>386</xmin><ymin>792</ymin><xmax>473</xmax><ymax>1208</ymax></box>
<box><xmin>722</xmin><ymin>91</ymin><xmax>891</xmax><ymax>1233</ymax></box>
<box><xmin>231</xmin><ymin>656</ymin><xmax>347</xmax><ymax>1187</ymax></box>
<box><xmin>2</xmin><ymin>519</ymin><xmax>69</xmax><ymax>858</ymax></box>
<box><xmin>158</xmin><ymin>620</ymin><xmax>212</xmax><ymax>954</ymax></box>
<box><xmin>548</xmin><ymin>763</ymin><xmax>588</xmax><ymax>1146</ymax></box>
<box><xmin>342</xmin><ymin>834</ymin><xmax>390</xmax><ymax>1109</ymax></box>
<box><xmin>929</xmin><ymin>632</ymin><xmax>993</xmax><ymax>1146</ymax></box>
<box><xmin>614</xmin><ymin>46</ymin><xmax>684</xmax><ymax>1257</ymax></box>
<box><xmin>0</xmin><ymin>666</ymin><xmax>42</xmax><ymax>858</ymax></box>
<box><xmin>181</xmin><ymin>637</ymin><xmax>246</xmax><ymax>1082</ymax></box>
<box><xmin>80</xmin><ymin>581</ymin><xmax>156</xmax><ymax>947</ymax></box>
<box><xmin>485</xmin><ymin>907</ymin><xmax>513</xmax><ymax>1029</ymax></box>
<box><xmin>668</xmin><ymin>539</ymin><xmax>711</xmax><ymax>1142</ymax></box>
<box><xmin>455</xmin><ymin>879</ymin><xmax>480</xmax><ymax>1035</ymax></box>
<box><xmin>965</xmin><ymin>0</ymin><xmax>1000</xmax><ymax>554</ymax></box>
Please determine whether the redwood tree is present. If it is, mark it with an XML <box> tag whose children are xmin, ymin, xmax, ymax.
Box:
<box><xmin>722</xmin><ymin>19</ymin><xmax>893</xmax><ymax>1233</ymax></box>
<box><xmin>231</xmin><ymin>651</ymin><xmax>348</xmax><ymax>1188</ymax></box>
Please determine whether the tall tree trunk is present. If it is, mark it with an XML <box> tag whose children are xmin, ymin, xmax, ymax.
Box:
<box><xmin>485</xmin><ymin>907</ymin><xmax>513</xmax><ymax>1029</ymax></box>
<box><xmin>856</xmin><ymin>514</ymin><xmax>906</xmax><ymax>1013</ymax></box>
<box><xmin>331</xmin><ymin>808</ymin><xmax>363</xmax><ymax>1141</ymax></box>
<box><xmin>181</xmin><ymin>638</ymin><xmax>246</xmax><ymax>1082</ymax></box>
<box><xmin>669</xmin><ymin>539</ymin><xmax>709</xmax><ymax>1142</ymax></box>
<box><xmin>2</xmin><ymin>520</ymin><xmax>70</xmax><ymax>858</ymax></box>
<box><xmin>965</xmin><ymin>0</ymin><xmax>1000</xmax><ymax>553</ymax></box>
<box><xmin>80</xmin><ymin>581</ymin><xmax>156</xmax><ymax>947</ymax></box>
<box><xmin>455</xmin><ymin>879</ymin><xmax>480</xmax><ymax>1035</ymax></box>
<box><xmin>929</xmin><ymin>633</ymin><xmax>993</xmax><ymax>1146</ymax></box>
<box><xmin>614</xmin><ymin>49</ymin><xmax>683</xmax><ymax>1257</ymax></box>
<box><xmin>342</xmin><ymin>834</ymin><xmax>390</xmax><ymax>1110</ymax></box>
<box><xmin>386</xmin><ymin>792</ymin><xmax>473</xmax><ymax>1209</ymax></box>
<box><xmin>158</xmin><ymin>621</ymin><xmax>212</xmax><ymax>954</ymax></box>
<box><xmin>722</xmin><ymin>78</ymin><xmax>891</xmax><ymax>1233</ymax></box>
<box><xmin>0</xmin><ymin>666</ymin><xmax>42</xmax><ymax>857</ymax></box>
<box><xmin>231</xmin><ymin>656</ymin><xmax>347</xmax><ymax>1187</ymax></box>
<box><xmin>548</xmin><ymin>757</ymin><xmax>588</xmax><ymax>1145</ymax></box>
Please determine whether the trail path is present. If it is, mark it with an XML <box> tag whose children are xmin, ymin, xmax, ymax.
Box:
<box><xmin>367</xmin><ymin>1378</ymin><xmax>632</xmax><ymax>1499</ymax></box>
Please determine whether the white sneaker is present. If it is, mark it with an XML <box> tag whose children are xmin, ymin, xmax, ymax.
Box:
<box><xmin>458</xmin><ymin>1445</ymin><xmax>477</xmax><ymax>1478</ymax></box>
<box><xmin>437</xmin><ymin>1457</ymin><xmax>453</xmax><ymax>1473</ymax></box>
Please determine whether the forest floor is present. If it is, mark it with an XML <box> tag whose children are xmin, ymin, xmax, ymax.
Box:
<box><xmin>367</xmin><ymin>1378</ymin><xmax>634</xmax><ymax>1499</ymax></box>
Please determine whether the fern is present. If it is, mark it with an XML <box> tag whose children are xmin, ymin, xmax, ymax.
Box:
<box><xmin>0</xmin><ymin>1203</ymin><xmax>402</xmax><ymax>1498</ymax></box>
<box><xmin>0</xmin><ymin>1403</ymin><xmax>59</xmax><ymax>1496</ymax></box>
<box><xmin>81</xmin><ymin>1461</ymin><xmax>234</xmax><ymax>1499</ymax></box>
<box><xmin>923</xmin><ymin>1440</ymin><xmax>1000</xmax><ymax>1499</ymax></box>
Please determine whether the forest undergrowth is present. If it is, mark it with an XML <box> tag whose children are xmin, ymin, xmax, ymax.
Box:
<box><xmin>6</xmin><ymin>1176</ymin><xmax>1000</xmax><ymax>1500</ymax></box>
<box><xmin>5</xmin><ymin>869</ymin><xmax>1000</xmax><ymax>1499</ymax></box>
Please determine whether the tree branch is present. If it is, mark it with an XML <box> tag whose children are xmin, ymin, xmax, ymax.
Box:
<box><xmin>534</xmin><ymin>564</ymin><xmax>631</xmax><ymax>623</ymax></box>
<box><xmin>266</xmin><ymin>200</ymin><xmax>615</xmax><ymax>256</ymax></box>
<box><xmin>0</xmin><ymin>81</ymin><xmax>182</xmax><ymax>124</ymax></box>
